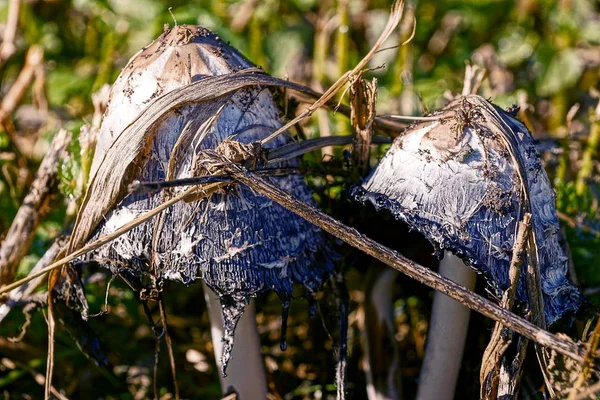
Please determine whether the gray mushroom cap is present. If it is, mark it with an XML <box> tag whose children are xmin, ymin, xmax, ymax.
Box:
<box><xmin>77</xmin><ymin>26</ymin><xmax>336</xmax><ymax>372</ymax></box>
<box><xmin>352</xmin><ymin>95</ymin><xmax>580</xmax><ymax>325</ymax></box>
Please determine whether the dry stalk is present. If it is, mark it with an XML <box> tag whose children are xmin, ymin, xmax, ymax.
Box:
<box><xmin>33</xmin><ymin>64</ymin><xmax>47</xmax><ymax>116</ymax></box>
<box><xmin>2</xmin><ymin>357</ymin><xmax>68</xmax><ymax>400</ymax></box>
<box><xmin>461</xmin><ymin>63</ymin><xmax>487</xmax><ymax>96</ymax></box>
<box><xmin>575</xmin><ymin>98</ymin><xmax>600</xmax><ymax>196</ymax></box>
<box><xmin>224</xmin><ymin>164</ymin><xmax>585</xmax><ymax>363</ymax></box>
<box><xmin>0</xmin><ymin>45</ymin><xmax>44</xmax><ymax>126</ymax></box>
<box><xmin>497</xmin><ymin>335</ymin><xmax>528</xmax><ymax>397</ymax></box>
<box><xmin>158</xmin><ymin>296</ymin><xmax>180</xmax><ymax>400</ymax></box>
<box><xmin>283</xmin><ymin>81</ymin><xmax>408</xmax><ymax>133</ymax></box>
<box><xmin>528</xmin><ymin>228</ymin><xmax>554</xmax><ymax>396</ymax></box>
<box><xmin>350</xmin><ymin>75</ymin><xmax>377</xmax><ymax>178</ymax></box>
<box><xmin>567</xmin><ymin>316</ymin><xmax>600</xmax><ymax>400</ymax></box>
<box><xmin>0</xmin><ymin>129</ymin><xmax>70</xmax><ymax>286</ymax></box>
<box><xmin>557</xmin><ymin>211</ymin><xmax>600</xmax><ymax>238</ymax></box>
<box><xmin>45</xmin><ymin>268</ymin><xmax>57</xmax><ymax>400</ymax></box>
<box><xmin>0</xmin><ymin>237</ymin><xmax>66</xmax><ymax>323</ymax></box>
<box><xmin>0</xmin><ymin>0</ymin><xmax>21</xmax><ymax>66</ymax></box>
<box><xmin>566</xmin><ymin>379</ymin><xmax>600</xmax><ymax>400</ymax></box>
<box><xmin>267</xmin><ymin>135</ymin><xmax>390</xmax><ymax>164</ymax></box>
<box><xmin>64</xmin><ymin>86</ymin><xmax>110</xmax><ymax>219</ymax></box>
<box><xmin>376</xmin><ymin>114</ymin><xmax>441</xmax><ymax>121</ymax></box>
<box><xmin>312</xmin><ymin>10</ymin><xmax>339</xmax><ymax>157</ymax></box>
<box><xmin>526</xmin><ymin>234</ymin><xmax>546</xmax><ymax>330</ymax></box>
<box><xmin>230</xmin><ymin>0</ymin><xmax>259</xmax><ymax>31</ymax></box>
<box><xmin>259</xmin><ymin>0</ymin><xmax>406</xmax><ymax>146</ymax></box>
<box><xmin>480</xmin><ymin>213</ymin><xmax>532</xmax><ymax>398</ymax></box>
<box><xmin>0</xmin><ymin>183</ymin><xmax>223</xmax><ymax>295</ymax></box>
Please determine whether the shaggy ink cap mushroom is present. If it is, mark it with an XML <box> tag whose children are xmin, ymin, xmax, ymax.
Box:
<box><xmin>351</xmin><ymin>95</ymin><xmax>580</xmax><ymax>325</ymax></box>
<box><xmin>75</xmin><ymin>26</ymin><xmax>338</xmax><ymax>374</ymax></box>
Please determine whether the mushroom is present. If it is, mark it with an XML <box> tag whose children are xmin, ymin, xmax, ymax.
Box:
<box><xmin>352</xmin><ymin>95</ymin><xmax>580</xmax><ymax>325</ymax></box>
<box><xmin>65</xmin><ymin>25</ymin><xmax>338</xmax><ymax>396</ymax></box>
<box><xmin>352</xmin><ymin>95</ymin><xmax>581</xmax><ymax>398</ymax></box>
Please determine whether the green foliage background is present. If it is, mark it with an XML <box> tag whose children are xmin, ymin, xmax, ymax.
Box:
<box><xmin>0</xmin><ymin>0</ymin><xmax>599</xmax><ymax>398</ymax></box>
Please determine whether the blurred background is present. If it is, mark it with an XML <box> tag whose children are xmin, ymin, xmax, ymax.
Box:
<box><xmin>0</xmin><ymin>0</ymin><xmax>599</xmax><ymax>398</ymax></box>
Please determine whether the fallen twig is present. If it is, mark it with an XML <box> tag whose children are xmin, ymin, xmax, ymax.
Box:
<box><xmin>0</xmin><ymin>129</ymin><xmax>70</xmax><ymax>286</ymax></box>
<box><xmin>226</xmin><ymin>164</ymin><xmax>585</xmax><ymax>363</ymax></box>
<box><xmin>0</xmin><ymin>237</ymin><xmax>66</xmax><ymax>324</ymax></box>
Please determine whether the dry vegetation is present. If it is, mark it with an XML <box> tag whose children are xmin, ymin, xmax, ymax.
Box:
<box><xmin>1</xmin><ymin>0</ymin><xmax>600</xmax><ymax>399</ymax></box>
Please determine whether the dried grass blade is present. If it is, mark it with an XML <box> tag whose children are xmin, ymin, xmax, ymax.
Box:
<box><xmin>0</xmin><ymin>237</ymin><xmax>66</xmax><ymax>324</ymax></box>
<box><xmin>0</xmin><ymin>184</ymin><xmax>212</xmax><ymax>295</ymax></box>
<box><xmin>266</xmin><ymin>135</ymin><xmax>391</xmax><ymax>164</ymax></box>
<box><xmin>259</xmin><ymin>0</ymin><xmax>406</xmax><ymax>146</ymax></box>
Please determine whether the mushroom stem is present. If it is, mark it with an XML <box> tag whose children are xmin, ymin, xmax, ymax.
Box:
<box><xmin>362</xmin><ymin>268</ymin><xmax>402</xmax><ymax>400</ymax></box>
<box><xmin>203</xmin><ymin>282</ymin><xmax>267</xmax><ymax>399</ymax></box>
<box><xmin>416</xmin><ymin>252</ymin><xmax>476</xmax><ymax>400</ymax></box>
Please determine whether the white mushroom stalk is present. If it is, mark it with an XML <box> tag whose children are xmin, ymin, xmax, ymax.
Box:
<box><xmin>417</xmin><ymin>253</ymin><xmax>476</xmax><ymax>400</ymax></box>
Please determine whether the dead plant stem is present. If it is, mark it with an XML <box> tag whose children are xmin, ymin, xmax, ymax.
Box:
<box><xmin>480</xmin><ymin>213</ymin><xmax>531</xmax><ymax>398</ymax></box>
<box><xmin>567</xmin><ymin>315</ymin><xmax>600</xmax><ymax>400</ymax></box>
<box><xmin>260</xmin><ymin>0</ymin><xmax>406</xmax><ymax>146</ymax></box>
<box><xmin>0</xmin><ymin>45</ymin><xmax>44</xmax><ymax>126</ymax></box>
<box><xmin>0</xmin><ymin>0</ymin><xmax>21</xmax><ymax>66</ymax></box>
<box><xmin>0</xmin><ymin>129</ymin><xmax>69</xmax><ymax>286</ymax></box>
<box><xmin>228</xmin><ymin>165</ymin><xmax>585</xmax><ymax>363</ymax></box>
<box><xmin>0</xmin><ymin>184</ymin><xmax>222</xmax><ymax>295</ymax></box>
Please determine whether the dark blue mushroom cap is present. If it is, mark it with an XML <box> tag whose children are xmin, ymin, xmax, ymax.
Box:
<box><xmin>352</xmin><ymin>95</ymin><xmax>580</xmax><ymax>325</ymax></box>
<box><xmin>77</xmin><ymin>26</ymin><xmax>336</xmax><ymax>373</ymax></box>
